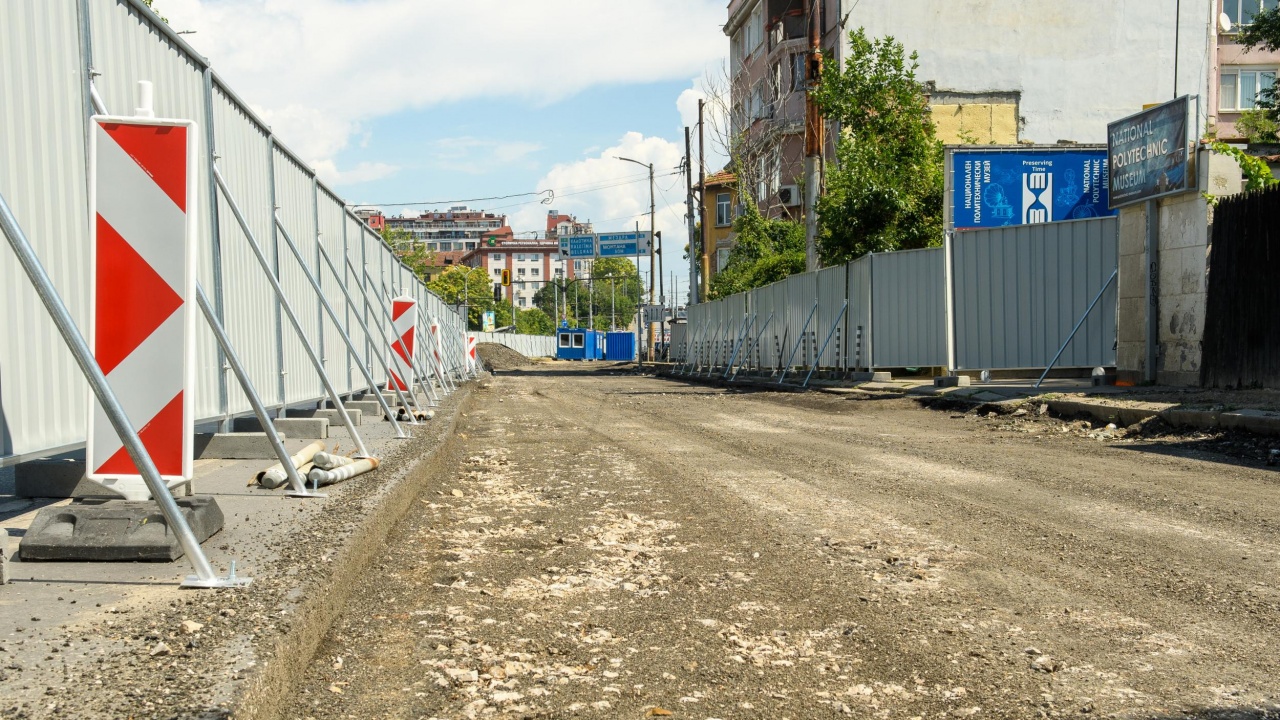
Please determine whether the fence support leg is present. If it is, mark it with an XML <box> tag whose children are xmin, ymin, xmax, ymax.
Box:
<box><xmin>733</xmin><ymin>312</ymin><xmax>774</xmax><ymax>382</ymax></box>
<box><xmin>804</xmin><ymin>300</ymin><xmax>849</xmax><ymax>388</ymax></box>
<box><xmin>1</xmin><ymin>191</ymin><xmax>248</xmax><ymax>588</ymax></box>
<box><xmin>196</xmin><ymin>284</ymin><xmax>319</xmax><ymax>497</ymax></box>
<box><xmin>1036</xmin><ymin>269</ymin><xmax>1118</xmax><ymax>389</ymax></box>
<box><xmin>213</xmin><ymin>167</ymin><xmax>373</xmax><ymax>458</ymax></box>
<box><xmin>779</xmin><ymin>300</ymin><xmax>820</xmax><ymax>385</ymax></box>
<box><xmin>376</xmin><ymin>279</ymin><xmax>448</xmax><ymax>401</ymax></box>
<box><xmin>723</xmin><ymin>313</ymin><xmax>757</xmax><ymax>379</ymax></box>
<box><xmin>273</xmin><ymin>215</ymin><xmax>413</xmax><ymax>436</ymax></box>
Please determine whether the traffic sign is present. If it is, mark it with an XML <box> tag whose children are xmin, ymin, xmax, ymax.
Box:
<box><xmin>560</xmin><ymin>234</ymin><xmax>596</xmax><ymax>259</ymax></box>
<box><xmin>598</xmin><ymin>231</ymin><xmax>652</xmax><ymax>257</ymax></box>
<box><xmin>87</xmin><ymin>115</ymin><xmax>198</xmax><ymax>483</ymax></box>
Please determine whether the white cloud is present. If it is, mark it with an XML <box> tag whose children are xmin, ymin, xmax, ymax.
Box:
<box><xmin>160</xmin><ymin>0</ymin><xmax>726</xmax><ymax>179</ymax></box>
<box><xmin>432</xmin><ymin>137</ymin><xmax>544</xmax><ymax>175</ymax></box>
<box><xmin>310</xmin><ymin>160</ymin><xmax>400</xmax><ymax>185</ymax></box>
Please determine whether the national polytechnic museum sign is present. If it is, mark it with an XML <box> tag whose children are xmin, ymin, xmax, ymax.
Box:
<box><xmin>1107</xmin><ymin>96</ymin><xmax>1192</xmax><ymax>208</ymax></box>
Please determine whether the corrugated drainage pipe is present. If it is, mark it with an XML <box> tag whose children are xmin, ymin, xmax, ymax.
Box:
<box><xmin>257</xmin><ymin>440</ymin><xmax>326</xmax><ymax>489</ymax></box>
<box><xmin>307</xmin><ymin>457</ymin><xmax>380</xmax><ymax>487</ymax></box>
<box><xmin>313</xmin><ymin>451</ymin><xmax>358</xmax><ymax>471</ymax></box>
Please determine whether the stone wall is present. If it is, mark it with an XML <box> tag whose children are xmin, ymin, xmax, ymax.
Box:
<box><xmin>1116</xmin><ymin>149</ymin><xmax>1242</xmax><ymax>386</ymax></box>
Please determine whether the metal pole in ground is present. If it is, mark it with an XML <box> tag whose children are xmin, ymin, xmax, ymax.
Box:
<box><xmin>733</xmin><ymin>312</ymin><xmax>774</xmax><ymax>382</ymax></box>
<box><xmin>274</xmin><ymin>215</ymin><xmax>413</xmax><ymax>435</ymax></box>
<box><xmin>212</xmin><ymin>167</ymin><xmax>372</xmax><ymax>458</ymax></box>
<box><xmin>779</xmin><ymin>300</ymin><xmax>820</xmax><ymax>385</ymax></box>
<box><xmin>1036</xmin><ymin>270</ymin><xmax>1118</xmax><ymax>389</ymax></box>
<box><xmin>804</xmin><ymin>301</ymin><xmax>849</xmax><ymax>388</ymax></box>
<box><xmin>196</xmin><ymin>284</ymin><xmax>318</xmax><ymax>497</ymax></box>
<box><xmin>0</xmin><ymin>191</ymin><xmax>245</xmax><ymax>588</ymax></box>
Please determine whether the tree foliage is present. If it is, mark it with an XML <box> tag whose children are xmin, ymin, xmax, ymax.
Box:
<box><xmin>812</xmin><ymin>28</ymin><xmax>944</xmax><ymax>265</ymax></box>
<box><xmin>381</xmin><ymin>227</ymin><xmax>436</xmax><ymax>281</ymax></box>
<box><xmin>707</xmin><ymin>199</ymin><xmax>805</xmax><ymax>300</ymax></box>
<box><xmin>426</xmin><ymin>265</ymin><xmax>505</xmax><ymax>330</ymax></box>
<box><xmin>1240</xmin><ymin>7</ymin><xmax>1280</xmax><ymax>136</ymax></box>
<box><xmin>533</xmin><ymin>257</ymin><xmax>643</xmax><ymax>332</ymax></box>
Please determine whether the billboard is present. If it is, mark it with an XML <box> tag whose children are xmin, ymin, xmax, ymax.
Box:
<box><xmin>1107</xmin><ymin>96</ymin><xmax>1192</xmax><ymax>208</ymax></box>
<box><xmin>949</xmin><ymin>147</ymin><xmax>1115</xmax><ymax>230</ymax></box>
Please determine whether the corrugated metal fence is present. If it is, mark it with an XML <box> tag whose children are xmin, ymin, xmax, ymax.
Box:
<box><xmin>473</xmin><ymin>333</ymin><xmax>556</xmax><ymax>359</ymax></box>
<box><xmin>678</xmin><ymin>217</ymin><xmax>1118</xmax><ymax>376</ymax></box>
<box><xmin>0</xmin><ymin>0</ymin><xmax>469</xmax><ymax>465</ymax></box>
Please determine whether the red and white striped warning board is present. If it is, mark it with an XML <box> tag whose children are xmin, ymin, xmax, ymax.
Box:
<box><xmin>466</xmin><ymin>333</ymin><xmax>477</xmax><ymax>371</ymax></box>
<box><xmin>429</xmin><ymin>319</ymin><xmax>445</xmax><ymax>379</ymax></box>
<box><xmin>87</xmin><ymin>116</ymin><xmax>197</xmax><ymax>482</ymax></box>
<box><xmin>388</xmin><ymin>296</ymin><xmax>418</xmax><ymax>391</ymax></box>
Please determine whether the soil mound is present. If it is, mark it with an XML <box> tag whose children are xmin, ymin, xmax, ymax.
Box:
<box><xmin>476</xmin><ymin>342</ymin><xmax>534</xmax><ymax>371</ymax></box>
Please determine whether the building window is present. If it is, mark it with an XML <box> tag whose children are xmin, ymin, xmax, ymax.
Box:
<box><xmin>493</xmin><ymin>268</ymin><xmax>501</xmax><ymax>276</ymax></box>
<box><xmin>1221</xmin><ymin>68</ymin><xmax>1276</xmax><ymax>110</ymax></box>
<box><xmin>716</xmin><ymin>193</ymin><xmax>732</xmax><ymax>226</ymax></box>
<box><xmin>529</xmin><ymin>253</ymin><xmax>541</xmax><ymax>261</ymax></box>
<box><xmin>531</xmin><ymin>268</ymin><xmax>540</xmax><ymax>277</ymax></box>
<box><xmin>519</xmin><ymin>297</ymin><xmax>527</xmax><ymax>307</ymax></box>
<box><xmin>491</xmin><ymin>253</ymin><xmax>503</xmax><ymax>262</ymax></box>
<box><xmin>517</xmin><ymin>268</ymin><xmax>527</xmax><ymax>276</ymax></box>
<box><xmin>1225</xmin><ymin>0</ymin><xmax>1278</xmax><ymax>27</ymax></box>
<box><xmin>716</xmin><ymin>248</ymin><xmax>730</xmax><ymax>273</ymax></box>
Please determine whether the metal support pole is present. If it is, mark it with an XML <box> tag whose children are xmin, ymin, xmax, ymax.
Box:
<box><xmin>212</xmin><ymin>166</ymin><xmax>373</xmax><ymax>458</ymax></box>
<box><xmin>1145</xmin><ymin>199</ymin><xmax>1160</xmax><ymax>383</ymax></box>
<box><xmin>779</xmin><ymin>300</ymin><xmax>820</xmax><ymax>384</ymax></box>
<box><xmin>723</xmin><ymin>313</ymin><xmax>756</xmax><ymax>379</ymax></box>
<box><xmin>1</xmin><ymin>192</ymin><xmax>247</xmax><ymax>588</ymax></box>
<box><xmin>733</xmin><ymin>312</ymin><xmax>774</xmax><ymax>381</ymax></box>
<box><xmin>701</xmin><ymin>320</ymin><xmax>727</xmax><ymax>376</ymax></box>
<box><xmin>273</xmin><ymin>215</ymin><xmax>413</xmax><ymax>435</ymax></box>
<box><xmin>804</xmin><ymin>301</ymin><xmax>849</xmax><ymax>388</ymax></box>
<box><xmin>1036</xmin><ymin>270</ymin><xmax>1118</xmax><ymax>389</ymax></box>
<box><xmin>317</xmin><ymin>245</ymin><xmax>432</xmax><ymax>412</ymax></box>
<box><xmin>196</xmin><ymin>285</ymin><xmax>319</xmax><ymax>497</ymax></box>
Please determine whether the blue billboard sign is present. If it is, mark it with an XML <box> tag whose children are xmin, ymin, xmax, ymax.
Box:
<box><xmin>950</xmin><ymin>148</ymin><xmax>1115</xmax><ymax>230</ymax></box>
<box><xmin>597</xmin><ymin>231</ymin><xmax>651</xmax><ymax>257</ymax></box>
<box><xmin>559</xmin><ymin>234</ymin><xmax>596</xmax><ymax>259</ymax></box>
<box><xmin>1107</xmin><ymin>96</ymin><xmax>1191</xmax><ymax>208</ymax></box>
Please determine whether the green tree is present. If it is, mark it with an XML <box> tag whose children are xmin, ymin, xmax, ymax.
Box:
<box><xmin>515</xmin><ymin>308</ymin><xmax>555</xmax><ymax>335</ymax></box>
<box><xmin>707</xmin><ymin>199</ymin><xmax>805</xmax><ymax>300</ymax></box>
<box><xmin>427</xmin><ymin>265</ymin><xmax>496</xmax><ymax>330</ymax></box>
<box><xmin>533</xmin><ymin>257</ymin><xmax>643</xmax><ymax>331</ymax></box>
<box><xmin>812</xmin><ymin>28</ymin><xmax>944</xmax><ymax>265</ymax></box>
<box><xmin>1240</xmin><ymin>7</ymin><xmax>1280</xmax><ymax>137</ymax></box>
<box><xmin>381</xmin><ymin>226</ymin><xmax>436</xmax><ymax>281</ymax></box>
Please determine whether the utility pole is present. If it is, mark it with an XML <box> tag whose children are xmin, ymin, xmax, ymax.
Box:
<box><xmin>804</xmin><ymin>0</ymin><xmax>824</xmax><ymax>273</ymax></box>
<box><xmin>610</xmin><ymin>277</ymin><xmax>616</xmax><ymax>331</ymax></box>
<box><xmin>646</xmin><ymin>164</ymin><xmax>656</xmax><ymax>361</ymax></box>
<box><xmin>698</xmin><ymin>100</ymin><xmax>709</xmax><ymax>300</ymax></box>
<box><xmin>684</xmin><ymin>125</ymin><xmax>699</xmax><ymax>306</ymax></box>
<box><xmin>588</xmin><ymin>270</ymin><xmax>594</xmax><ymax>332</ymax></box>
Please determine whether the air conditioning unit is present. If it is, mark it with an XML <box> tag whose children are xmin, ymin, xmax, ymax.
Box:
<box><xmin>778</xmin><ymin>185</ymin><xmax>801</xmax><ymax>206</ymax></box>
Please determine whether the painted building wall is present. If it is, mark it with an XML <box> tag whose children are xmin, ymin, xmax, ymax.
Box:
<box><xmin>845</xmin><ymin>0</ymin><xmax>1214</xmax><ymax>145</ymax></box>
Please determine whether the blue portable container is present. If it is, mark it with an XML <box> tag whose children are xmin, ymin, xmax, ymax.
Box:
<box><xmin>604</xmin><ymin>332</ymin><xmax>636</xmax><ymax>361</ymax></box>
<box><xmin>556</xmin><ymin>328</ymin><xmax>605</xmax><ymax>361</ymax></box>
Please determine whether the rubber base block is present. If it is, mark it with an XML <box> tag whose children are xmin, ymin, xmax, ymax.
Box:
<box><xmin>19</xmin><ymin>496</ymin><xmax>224</xmax><ymax>562</ymax></box>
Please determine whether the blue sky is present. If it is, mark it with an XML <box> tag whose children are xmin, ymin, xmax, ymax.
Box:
<box><xmin>161</xmin><ymin>0</ymin><xmax>731</xmax><ymax>303</ymax></box>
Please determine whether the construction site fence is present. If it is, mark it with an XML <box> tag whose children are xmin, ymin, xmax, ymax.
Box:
<box><xmin>673</xmin><ymin>217</ymin><xmax>1119</xmax><ymax>375</ymax></box>
<box><xmin>1</xmin><ymin>0</ymin><xmax>468</xmax><ymax>466</ymax></box>
<box><xmin>473</xmin><ymin>333</ymin><xmax>556</xmax><ymax>359</ymax></box>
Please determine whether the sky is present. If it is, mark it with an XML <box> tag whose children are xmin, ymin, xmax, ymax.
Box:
<box><xmin>159</xmin><ymin>0</ymin><xmax>731</xmax><ymax>305</ymax></box>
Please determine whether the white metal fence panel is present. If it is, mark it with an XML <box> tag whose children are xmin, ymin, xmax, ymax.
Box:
<box><xmin>211</xmin><ymin>86</ymin><xmax>281</xmax><ymax>412</ymax></box>
<box><xmin>846</xmin><ymin>256</ymin><xmax>872</xmax><ymax>370</ymax></box>
<box><xmin>815</xmin><ymin>265</ymin><xmax>847</xmax><ymax>368</ymax></box>
<box><xmin>870</xmin><ymin>248</ymin><xmax>949</xmax><ymax>368</ymax></box>
<box><xmin>271</xmin><ymin>149</ymin><xmax>324</xmax><ymax>405</ymax></box>
<box><xmin>670</xmin><ymin>323</ymin><xmax>687</xmax><ymax>362</ymax></box>
<box><xmin>782</xmin><ymin>272</ymin><xmax>819</xmax><ymax>369</ymax></box>
<box><xmin>0</xmin><ymin>0</ymin><xmax>91</xmax><ymax>461</ymax></box>
<box><xmin>952</xmin><ymin>217</ymin><xmax>1118</xmax><ymax>370</ymax></box>
<box><xmin>316</xmin><ymin>189</ymin><xmax>352</xmax><ymax>393</ymax></box>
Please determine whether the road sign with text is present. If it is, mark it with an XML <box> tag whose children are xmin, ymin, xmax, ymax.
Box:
<box><xmin>597</xmin><ymin>231</ymin><xmax>652</xmax><ymax>257</ymax></box>
<box><xmin>559</xmin><ymin>234</ymin><xmax>596</xmax><ymax>259</ymax></box>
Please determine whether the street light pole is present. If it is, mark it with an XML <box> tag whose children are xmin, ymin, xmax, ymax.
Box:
<box><xmin>616</xmin><ymin>156</ymin><xmax>657</xmax><ymax>361</ymax></box>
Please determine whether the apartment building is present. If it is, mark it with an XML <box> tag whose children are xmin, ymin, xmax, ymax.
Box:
<box><xmin>372</xmin><ymin>205</ymin><xmax>507</xmax><ymax>252</ymax></box>
<box><xmin>544</xmin><ymin>209</ymin><xmax>593</xmax><ymax>280</ymax></box>
<box><xmin>464</xmin><ymin>238</ymin><xmax>565</xmax><ymax>309</ymax></box>
<box><xmin>1212</xmin><ymin>0</ymin><xmax>1280</xmax><ymax>143</ymax></box>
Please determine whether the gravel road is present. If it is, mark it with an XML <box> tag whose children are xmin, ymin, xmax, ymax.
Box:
<box><xmin>288</xmin><ymin>365</ymin><xmax>1280</xmax><ymax>720</ymax></box>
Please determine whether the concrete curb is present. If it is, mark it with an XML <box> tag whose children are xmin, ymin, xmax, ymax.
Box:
<box><xmin>1046</xmin><ymin>400</ymin><xmax>1280</xmax><ymax>437</ymax></box>
<box><xmin>230</xmin><ymin>381</ymin><xmax>476</xmax><ymax>720</ymax></box>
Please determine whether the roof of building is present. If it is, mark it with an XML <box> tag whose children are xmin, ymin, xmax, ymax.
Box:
<box><xmin>704</xmin><ymin>171</ymin><xmax>737</xmax><ymax>187</ymax></box>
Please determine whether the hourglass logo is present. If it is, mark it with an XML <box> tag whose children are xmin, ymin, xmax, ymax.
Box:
<box><xmin>1022</xmin><ymin>170</ymin><xmax>1053</xmax><ymax>224</ymax></box>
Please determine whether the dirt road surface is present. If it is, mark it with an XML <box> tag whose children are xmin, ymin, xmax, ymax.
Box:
<box><xmin>288</xmin><ymin>364</ymin><xmax>1280</xmax><ymax>720</ymax></box>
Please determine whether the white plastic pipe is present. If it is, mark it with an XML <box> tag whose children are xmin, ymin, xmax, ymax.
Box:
<box><xmin>313</xmin><ymin>451</ymin><xmax>358</xmax><ymax>470</ymax></box>
<box><xmin>135</xmin><ymin>80</ymin><xmax>154</xmax><ymax>118</ymax></box>
<box><xmin>256</xmin><ymin>440</ymin><xmax>326</xmax><ymax>489</ymax></box>
<box><xmin>307</xmin><ymin>457</ymin><xmax>379</xmax><ymax>486</ymax></box>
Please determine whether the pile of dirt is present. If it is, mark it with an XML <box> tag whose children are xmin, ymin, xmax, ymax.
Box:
<box><xmin>476</xmin><ymin>342</ymin><xmax>534</xmax><ymax>371</ymax></box>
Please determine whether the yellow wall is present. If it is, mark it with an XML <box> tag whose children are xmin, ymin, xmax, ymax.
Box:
<box><xmin>931</xmin><ymin>103</ymin><xmax>1019</xmax><ymax>145</ymax></box>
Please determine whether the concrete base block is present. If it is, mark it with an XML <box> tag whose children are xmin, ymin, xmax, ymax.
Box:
<box><xmin>193</xmin><ymin>432</ymin><xmax>287</xmax><ymax>460</ymax></box>
<box><xmin>287</xmin><ymin>408</ymin><xmax>363</xmax><ymax>426</ymax></box>
<box><xmin>1220</xmin><ymin>410</ymin><xmax>1280</xmax><ymax>437</ymax></box>
<box><xmin>850</xmin><ymin>371</ymin><xmax>893</xmax><ymax>382</ymax></box>
<box><xmin>1</xmin><ymin>529</ymin><xmax>10</xmax><ymax>584</ymax></box>
<box><xmin>934</xmin><ymin>375</ymin><xmax>971</xmax><ymax>388</ymax></box>
<box><xmin>19</xmin><ymin>496</ymin><xmax>224</xmax><ymax>562</ymax></box>
<box><xmin>327</xmin><ymin>400</ymin><xmax>385</xmax><ymax>419</ymax></box>
<box><xmin>233</xmin><ymin>416</ymin><xmax>329</xmax><ymax>439</ymax></box>
<box><xmin>14</xmin><ymin>459</ymin><xmax>122</xmax><ymax>499</ymax></box>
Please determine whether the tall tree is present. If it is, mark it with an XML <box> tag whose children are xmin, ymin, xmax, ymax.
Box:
<box><xmin>381</xmin><ymin>226</ymin><xmax>436</xmax><ymax>281</ymax></box>
<box><xmin>708</xmin><ymin>199</ymin><xmax>805</xmax><ymax>300</ymax></box>
<box><xmin>812</xmin><ymin>29</ymin><xmax>944</xmax><ymax>265</ymax></box>
<box><xmin>533</xmin><ymin>257</ymin><xmax>642</xmax><ymax>331</ymax></box>
<box><xmin>427</xmin><ymin>265</ymin><xmax>498</xmax><ymax>330</ymax></box>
